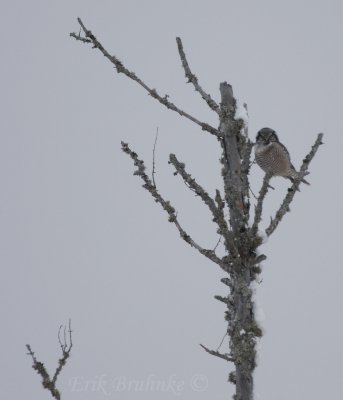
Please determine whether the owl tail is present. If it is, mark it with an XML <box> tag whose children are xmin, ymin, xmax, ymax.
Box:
<box><xmin>289</xmin><ymin>174</ymin><xmax>310</xmax><ymax>186</ymax></box>
<box><xmin>288</xmin><ymin>166</ymin><xmax>310</xmax><ymax>186</ymax></box>
<box><xmin>301</xmin><ymin>177</ymin><xmax>310</xmax><ymax>185</ymax></box>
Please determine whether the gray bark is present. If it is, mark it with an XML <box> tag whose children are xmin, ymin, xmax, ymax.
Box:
<box><xmin>219</xmin><ymin>83</ymin><xmax>256</xmax><ymax>400</ymax></box>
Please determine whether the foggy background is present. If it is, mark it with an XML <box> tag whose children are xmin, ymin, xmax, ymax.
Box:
<box><xmin>1</xmin><ymin>0</ymin><xmax>342</xmax><ymax>399</ymax></box>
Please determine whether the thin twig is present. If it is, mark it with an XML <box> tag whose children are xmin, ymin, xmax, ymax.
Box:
<box><xmin>249</xmin><ymin>186</ymin><xmax>258</xmax><ymax>200</ymax></box>
<box><xmin>176</xmin><ymin>37</ymin><xmax>220</xmax><ymax>114</ymax></box>
<box><xmin>265</xmin><ymin>133</ymin><xmax>324</xmax><ymax>236</ymax></box>
<box><xmin>53</xmin><ymin>319</ymin><xmax>73</xmax><ymax>385</ymax></box>
<box><xmin>58</xmin><ymin>325</ymin><xmax>64</xmax><ymax>351</ymax></box>
<box><xmin>200</xmin><ymin>343</ymin><xmax>234</xmax><ymax>362</ymax></box>
<box><xmin>70</xmin><ymin>19</ymin><xmax>219</xmax><ymax>137</ymax></box>
<box><xmin>152</xmin><ymin>127</ymin><xmax>159</xmax><ymax>188</ymax></box>
<box><xmin>216</xmin><ymin>332</ymin><xmax>228</xmax><ymax>352</ymax></box>
<box><xmin>121</xmin><ymin>142</ymin><xmax>224</xmax><ymax>267</ymax></box>
<box><xmin>213</xmin><ymin>236</ymin><xmax>222</xmax><ymax>251</ymax></box>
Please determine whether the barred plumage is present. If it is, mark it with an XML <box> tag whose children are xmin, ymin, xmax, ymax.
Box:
<box><xmin>254</xmin><ymin>127</ymin><xmax>309</xmax><ymax>185</ymax></box>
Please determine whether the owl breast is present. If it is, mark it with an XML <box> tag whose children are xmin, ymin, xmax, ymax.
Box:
<box><xmin>254</xmin><ymin>143</ymin><xmax>292</xmax><ymax>176</ymax></box>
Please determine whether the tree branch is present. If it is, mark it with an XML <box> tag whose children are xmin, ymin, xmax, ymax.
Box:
<box><xmin>176</xmin><ymin>37</ymin><xmax>220</xmax><ymax>115</ymax></box>
<box><xmin>214</xmin><ymin>190</ymin><xmax>240</xmax><ymax>257</ymax></box>
<box><xmin>265</xmin><ymin>133</ymin><xmax>324</xmax><ymax>236</ymax></box>
<box><xmin>169</xmin><ymin>154</ymin><xmax>238</xmax><ymax>257</ymax></box>
<box><xmin>251</xmin><ymin>173</ymin><xmax>272</xmax><ymax>236</ymax></box>
<box><xmin>214</xmin><ymin>295</ymin><xmax>229</xmax><ymax>304</ymax></box>
<box><xmin>70</xmin><ymin>18</ymin><xmax>219</xmax><ymax>137</ymax></box>
<box><xmin>53</xmin><ymin>320</ymin><xmax>73</xmax><ymax>385</ymax></box>
<box><xmin>221</xmin><ymin>277</ymin><xmax>231</xmax><ymax>287</ymax></box>
<box><xmin>70</xmin><ymin>32</ymin><xmax>91</xmax><ymax>43</ymax></box>
<box><xmin>200</xmin><ymin>343</ymin><xmax>234</xmax><ymax>362</ymax></box>
<box><xmin>26</xmin><ymin>320</ymin><xmax>73</xmax><ymax>400</ymax></box>
<box><xmin>121</xmin><ymin>142</ymin><xmax>224</xmax><ymax>267</ymax></box>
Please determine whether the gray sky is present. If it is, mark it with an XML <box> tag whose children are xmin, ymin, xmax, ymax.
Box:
<box><xmin>1</xmin><ymin>0</ymin><xmax>342</xmax><ymax>399</ymax></box>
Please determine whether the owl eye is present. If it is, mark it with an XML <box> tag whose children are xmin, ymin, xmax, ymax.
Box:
<box><xmin>270</xmin><ymin>132</ymin><xmax>279</xmax><ymax>141</ymax></box>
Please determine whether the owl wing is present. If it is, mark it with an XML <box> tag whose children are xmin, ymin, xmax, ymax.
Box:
<box><xmin>277</xmin><ymin>141</ymin><xmax>290</xmax><ymax>159</ymax></box>
<box><xmin>277</xmin><ymin>141</ymin><xmax>301</xmax><ymax>174</ymax></box>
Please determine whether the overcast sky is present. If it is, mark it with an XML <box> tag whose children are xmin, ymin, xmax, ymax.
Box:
<box><xmin>1</xmin><ymin>1</ymin><xmax>342</xmax><ymax>399</ymax></box>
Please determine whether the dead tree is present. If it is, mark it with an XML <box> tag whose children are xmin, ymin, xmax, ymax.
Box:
<box><xmin>70</xmin><ymin>18</ymin><xmax>323</xmax><ymax>400</ymax></box>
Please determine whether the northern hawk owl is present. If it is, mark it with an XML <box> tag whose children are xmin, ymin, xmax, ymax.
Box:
<box><xmin>254</xmin><ymin>127</ymin><xmax>309</xmax><ymax>185</ymax></box>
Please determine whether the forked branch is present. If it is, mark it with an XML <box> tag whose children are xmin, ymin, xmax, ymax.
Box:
<box><xmin>26</xmin><ymin>320</ymin><xmax>73</xmax><ymax>400</ymax></box>
<box><xmin>121</xmin><ymin>142</ymin><xmax>224</xmax><ymax>267</ymax></box>
<box><xmin>169</xmin><ymin>154</ymin><xmax>238</xmax><ymax>256</ymax></box>
<box><xmin>70</xmin><ymin>18</ymin><xmax>219</xmax><ymax>137</ymax></box>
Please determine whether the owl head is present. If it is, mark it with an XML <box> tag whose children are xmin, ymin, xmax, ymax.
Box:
<box><xmin>256</xmin><ymin>128</ymin><xmax>279</xmax><ymax>145</ymax></box>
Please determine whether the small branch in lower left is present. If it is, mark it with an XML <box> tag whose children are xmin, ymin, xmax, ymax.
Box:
<box><xmin>26</xmin><ymin>320</ymin><xmax>73</xmax><ymax>400</ymax></box>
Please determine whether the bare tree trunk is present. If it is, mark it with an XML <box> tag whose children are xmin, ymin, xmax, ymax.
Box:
<box><xmin>230</xmin><ymin>268</ymin><xmax>255</xmax><ymax>400</ymax></box>
<box><xmin>219</xmin><ymin>82</ymin><xmax>256</xmax><ymax>400</ymax></box>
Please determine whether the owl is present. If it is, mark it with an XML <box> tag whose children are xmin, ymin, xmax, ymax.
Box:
<box><xmin>254</xmin><ymin>128</ymin><xmax>309</xmax><ymax>185</ymax></box>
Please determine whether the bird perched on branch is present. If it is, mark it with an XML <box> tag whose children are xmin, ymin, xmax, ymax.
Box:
<box><xmin>254</xmin><ymin>127</ymin><xmax>310</xmax><ymax>185</ymax></box>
